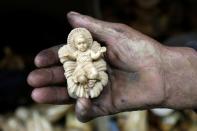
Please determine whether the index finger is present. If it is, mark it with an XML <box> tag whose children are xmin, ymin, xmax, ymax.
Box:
<box><xmin>35</xmin><ymin>45</ymin><xmax>63</xmax><ymax>68</ymax></box>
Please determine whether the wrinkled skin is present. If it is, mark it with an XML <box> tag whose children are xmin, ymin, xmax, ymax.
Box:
<box><xmin>27</xmin><ymin>12</ymin><xmax>197</xmax><ymax>122</ymax></box>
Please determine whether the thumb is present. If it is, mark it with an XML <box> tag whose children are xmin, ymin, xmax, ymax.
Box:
<box><xmin>75</xmin><ymin>98</ymin><xmax>96</xmax><ymax>122</ymax></box>
<box><xmin>67</xmin><ymin>11</ymin><xmax>120</xmax><ymax>44</ymax></box>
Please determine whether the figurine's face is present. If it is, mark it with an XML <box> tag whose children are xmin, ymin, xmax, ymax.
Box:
<box><xmin>74</xmin><ymin>35</ymin><xmax>89</xmax><ymax>52</ymax></box>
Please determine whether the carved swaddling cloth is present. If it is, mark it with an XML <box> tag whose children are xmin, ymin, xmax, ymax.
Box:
<box><xmin>58</xmin><ymin>28</ymin><xmax>108</xmax><ymax>98</ymax></box>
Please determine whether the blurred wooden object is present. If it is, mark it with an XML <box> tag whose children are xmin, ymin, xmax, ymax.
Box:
<box><xmin>0</xmin><ymin>46</ymin><xmax>25</xmax><ymax>70</ymax></box>
<box><xmin>117</xmin><ymin>111</ymin><xmax>148</xmax><ymax>131</ymax></box>
<box><xmin>65</xmin><ymin>108</ymin><xmax>93</xmax><ymax>131</ymax></box>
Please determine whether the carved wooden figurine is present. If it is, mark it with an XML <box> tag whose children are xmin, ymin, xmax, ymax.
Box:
<box><xmin>58</xmin><ymin>28</ymin><xmax>108</xmax><ymax>98</ymax></box>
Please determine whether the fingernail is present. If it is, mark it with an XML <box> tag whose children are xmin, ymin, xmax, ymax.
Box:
<box><xmin>31</xmin><ymin>90</ymin><xmax>40</xmax><ymax>102</ymax></box>
<box><xmin>34</xmin><ymin>55</ymin><xmax>42</xmax><ymax>67</ymax></box>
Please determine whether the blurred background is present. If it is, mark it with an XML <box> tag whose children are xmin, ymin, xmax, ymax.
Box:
<box><xmin>0</xmin><ymin>0</ymin><xmax>197</xmax><ymax>130</ymax></box>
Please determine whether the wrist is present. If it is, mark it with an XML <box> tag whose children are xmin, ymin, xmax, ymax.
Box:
<box><xmin>161</xmin><ymin>46</ymin><xmax>197</xmax><ymax>109</ymax></box>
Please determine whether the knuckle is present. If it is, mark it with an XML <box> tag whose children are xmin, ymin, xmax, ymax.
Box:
<box><xmin>111</xmin><ymin>23</ymin><xmax>130</xmax><ymax>37</ymax></box>
<box><xmin>47</xmin><ymin>68</ymin><xmax>55</xmax><ymax>82</ymax></box>
<box><xmin>115</xmin><ymin>23</ymin><xmax>129</xmax><ymax>30</ymax></box>
<box><xmin>119</xmin><ymin>23</ymin><xmax>129</xmax><ymax>29</ymax></box>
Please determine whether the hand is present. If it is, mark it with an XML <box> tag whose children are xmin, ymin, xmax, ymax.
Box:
<box><xmin>27</xmin><ymin>12</ymin><xmax>182</xmax><ymax>122</ymax></box>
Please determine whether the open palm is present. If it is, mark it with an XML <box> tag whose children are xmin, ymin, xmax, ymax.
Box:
<box><xmin>28</xmin><ymin>12</ymin><xmax>166</xmax><ymax>122</ymax></box>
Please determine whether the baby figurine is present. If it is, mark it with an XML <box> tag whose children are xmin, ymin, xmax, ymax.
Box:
<box><xmin>58</xmin><ymin>28</ymin><xmax>108</xmax><ymax>98</ymax></box>
<box><xmin>65</xmin><ymin>34</ymin><xmax>106</xmax><ymax>87</ymax></box>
